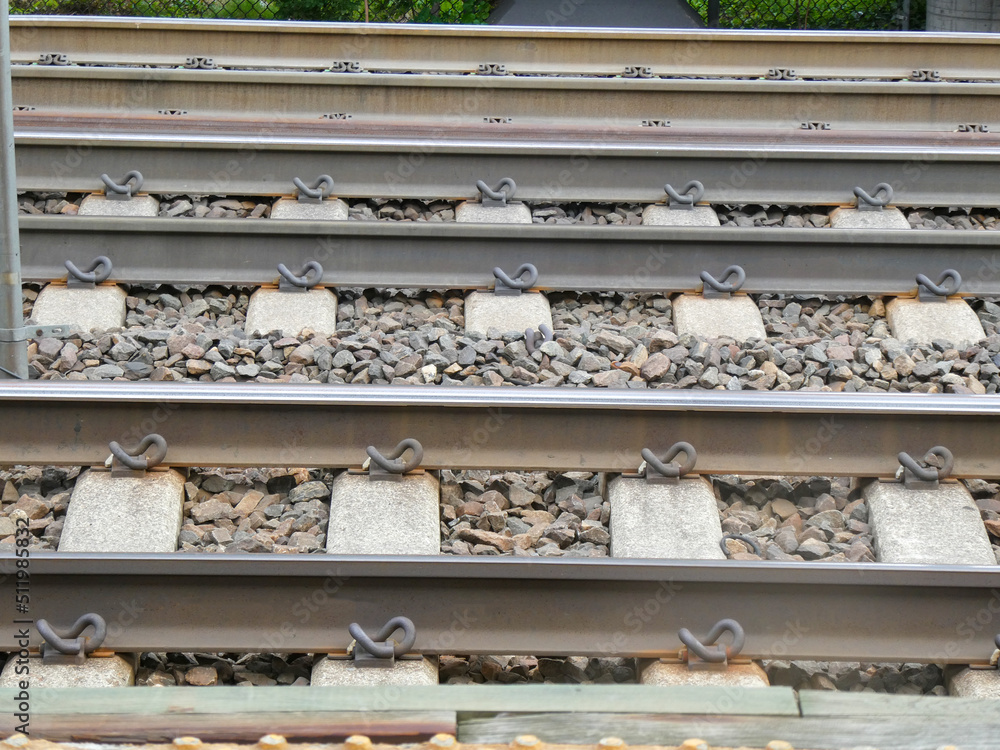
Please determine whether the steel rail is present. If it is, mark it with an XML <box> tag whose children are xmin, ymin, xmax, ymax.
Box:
<box><xmin>13</xmin><ymin>127</ymin><xmax>1000</xmax><ymax>205</ymax></box>
<box><xmin>10</xmin><ymin>17</ymin><xmax>1000</xmax><ymax>81</ymax></box>
<box><xmin>0</xmin><ymin>384</ymin><xmax>998</xmax><ymax>478</ymax></box>
<box><xmin>17</xmin><ymin>216</ymin><xmax>1000</xmax><ymax>296</ymax></box>
<box><xmin>11</xmin><ymin>66</ymin><xmax>999</xmax><ymax>133</ymax></box>
<box><xmin>0</xmin><ymin>553</ymin><xmax>997</xmax><ymax>662</ymax></box>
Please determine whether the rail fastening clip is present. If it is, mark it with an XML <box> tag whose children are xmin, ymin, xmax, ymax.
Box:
<box><xmin>366</xmin><ymin>439</ymin><xmax>424</xmax><ymax>482</ymax></box>
<box><xmin>349</xmin><ymin>616</ymin><xmax>417</xmax><ymax>669</ymax></box>
<box><xmin>641</xmin><ymin>442</ymin><xmax>697</xmax><ymax>485</ymax></box>
<box><xmin>897</xmin><ymin>445</ymin><xmax>954</xmax><ymax>490</ymax></box>
<box><xmin>37</xmin><ymin>613</ymin><xmax>107</xmax><ymax>665</ymax></box>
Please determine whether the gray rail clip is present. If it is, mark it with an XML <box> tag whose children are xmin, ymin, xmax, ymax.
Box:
<box><xmin>477</xmin><ymin>178</ymin><xmax>516</xmax><ymax>207</ymax></box>
<box><xmin>366</xmin><ymin>439</ymin><xmax>423</xmax><ymax>482</ymax></box>
<box><xmin>720</xmin><ymin>534</ymin><xmax>761</xmax><ymax>558</ymax></box>
<box><xmin>916</xmin><ymin>269</ymin><xmax>961</xmax><ymax>303</ymax></box>
<box><xmin>854</xmin><ymin>182</ymin><xmax>893</xmax><ymax>212</ymax></box>
<box><xmin>525</xmin><ymin>324</ymin><xmax>554</xmax><ymax>354</ymax></box>
<box><xmin>701</xmin><ymin>265</ymin><xmax>746</xmax><ymax>299</ymax></box>
<box><xmin>992</xmin><ymin>634</ymin><xmax>1000</xmax><ymax>668</ymax></box>
<box><xmin>493</xmin><ymin>263</ymin><xmax>538</xmax><ymax>297</ymax></box>
<box><xmin>679</xmin><ymin>618</ymin><xmax>745</xmax><ymax>671</ymax></box>
<box><xmin>37</xmin><ymin>613</ymin><xmax>107</xmax><ymax>666</ymax></box>
<box><xmin>107</xmin><ymin>434</ymin><xmax>167</xmax><ymax>478</ymax></box>
<box><xmin>641</xmin><ymin>442</ymin><xmax>697</xmax><ymax>485</ymax></box>
<box><xmin>278</xmin><ymin>261</ymin><xmax>323</xmax><ymax>292</ymax></box>
<box><xmin>896</xmin><ymin>445</ymin><xmax>954</xmax><ymax>490</ymax></box>
<box><xmin>101</xmin><ymin>171</ymin><xmax>143</xmax><ymax>201</ymax></box>
<box><xmin>665</xmin><ymin>180</ymin><xmax>704</xmax><ymax>210</ymax></box>
<box><xmin>65</xmin><ymin>256</ymin><xmax>113</xmax><ymax>289</ymax></box>
<box><xmin>293</xmin><ymin>175</ymin><xmax>334</xmax><ymax>204</ymax></box>
<box><xmin>349</xmin><ymin>616</ymin><xmax>418</xmax><ymax>669</ymax></box>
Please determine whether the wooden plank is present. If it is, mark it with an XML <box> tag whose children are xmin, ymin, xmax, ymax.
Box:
<box><xmin>0</xmin><ymin>685</ymin><xmax>799</xmax><ymax>718</ymax></box>
<box><xmin>0</xmin><ymin>711</ymin><xmax>456</xmax><ymax>743</ymax></box>
<box><xmin>458</xmin><ymin>712</ymin><xmax>1000</xmax><ymax>750</ymax></box>
<box><xmin>800</xmin><ymin>689</ymin><xmax>1000</xmax><ymax>717</ymax></box>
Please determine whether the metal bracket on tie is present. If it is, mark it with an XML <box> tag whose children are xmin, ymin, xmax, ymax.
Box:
<box><xmin>65</xmin><ymin>256</ymin><xmax>113</xmax><ymax>289</ymax></box>
<box><xmin>665</xmin><ymin>180</ymin><xmax>704</xmax><ymax>211</ymax></box>
<box><xmin>525</xmin><ymin>324</ymin><xmax>554</xmax><ymax>355</ymax></box>
<box><xmin>366</xmin><ymin>439</ymin><xmax>423</xmax><ymax>482</ymax></box>
<box><xmin>184</xmin><ymin>56</ymin><xmax>216</xmax><ymax>70</ymax></box>
<box><xmin>38</xmin><ymin>53</ymin><xmax>70</xmax><ymax>66</ymax></box>
<box><xmin>896</xmin><ymin>446</ymin><xmax>954</xmax><ymax>490</ymax></box>
<box><xmin>278</xmin><ymin>261</ymin><xmax>323</xmax><ymax>292</ymax></box>
<box><xmin>348</xmin><ymin>616</ymin><xmax>417</xmax><ymax>669</ymax></box>
<box><xmin>622</xmin><ymin>66</ymin><xmax>653</xmax><ymax>78</ymax></box>
<box><xmin>293</xmin><ymin>175</ymin><xmax>335</xmax><ymax>204</ymax></box>
<box><xmin>0</xmin><ymin>325</ymin><xmax>71</xmax><ymax>346</ymax></box>
<box><xmin>330</xmin><ymin>61</ymin><xmax>362</xmax><ymax>73</ymax></box>
<box><xmin>493</xmin><ymin>263</ymin><xmax>538</xmax><ymax>297</ymax></box>
<box><xmin>107</xmin><ymin>434</ymin><xmax>167</xmax><ymax>478</ymax></box>
<box><xmin>911</xmin><ymin>69</ymin><xmax>941</xmax><ymax>82</ymax></box>
<box><xmin>477</xmin><ymin>178</ymin><xmax>516</xmax><ymax>207</ymax></box>
<box><xmin>641</xmin><ymin>442</ymin><xmax>697</xmax><ymax>485</ymax></box>
<box><xmin>101</xmin><ymin>171</ymin><xmax>143</xmax><ymax>201</ymax></box>
<box><xmin>679</xmin><ymin>618</ymin><xmax>745</xmax><ymax>671</ymax></box>
<box><xmin>854</xmin><ymin>182</ymin><xmax>893</xmax><ymax>212</ymax></box>
<box><xmin>992</xmin><ymin>634</ymin><xmax>1000</xmax><ymax>669</ymax></box>
<box><xmin>477</xmin><ymin>63</ymin><xmax>508</xmax><ymax>76</ymax></box>
<box><xmin>916</xmin><ymin>269</ymin><xmax>961</xmax><ymax>302</ymax></box>
<box><xmin>37</xmin><ymin>613</ymin><xmax>107</xmax><ymax>666</ymax></box>
<box><xmin>720</xmin><ymin>534</ymin><xmax>762</xmax><ymax>558</ymax></box>
<box><xmin>701</xmin><ymin>265</ymin><xmax>746</xmax><ymax>299</ymax></box>
<box><xmin>766</xmin><ymin>67</ymin><xmax>797</xmax><ymax>80</ymax></box>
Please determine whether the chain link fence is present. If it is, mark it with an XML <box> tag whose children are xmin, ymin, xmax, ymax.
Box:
<box><xmin>8</xmin><ymin>0</ymin><xmax>918</xmax><ymax>28</ymax></box>
<box><xmin>693</xmin><ymin>0</ymin><xmax>917</xmax><ymax>28</ymax></box>
<box><xmin>8</xmin><ymin>0</ymin><xmax>492</xmax><ymax>23</ymax></box>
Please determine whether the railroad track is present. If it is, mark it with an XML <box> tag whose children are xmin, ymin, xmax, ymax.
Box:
<box><xmin>10</xmin><ymin>18</ymin><xmax>1000</xmax><ymax>79</ymax></box>
<box><xmin>3</xmin><ymin>15</ymin><xmax>1000</xmax><ymax>750</ymax></box>
<box><xmin>14</xmin><ymin>215</ymin><xmax>1000</xmax><ymax>295</ymax></box>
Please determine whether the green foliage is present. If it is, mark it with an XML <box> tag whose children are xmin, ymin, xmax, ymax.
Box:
<box><xmin>9</xmin><ymin>0</ymin><xmax>491</xmax><ymax>22</ymax></box>
<box><xmin>686</xmin><ymin>0</ymin><xmax>904</xmax><ymax>29</ymax></box>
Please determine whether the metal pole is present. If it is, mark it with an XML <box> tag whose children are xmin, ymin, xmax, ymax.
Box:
<box><xmin>707</xmin><ymin>0</ymin><xmax>721</xmax><ymax>27</ymax></box>
<box><xmin>0</xmin><ymin>1</ymin><xmax>27</xmax><ymax>380</ymax></box>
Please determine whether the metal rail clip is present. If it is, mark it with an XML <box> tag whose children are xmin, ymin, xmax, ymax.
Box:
<box><xmin>993</xmin><ymin>634</ymin><xmax>1000</xmax><ymax>668</ymax></box>
<box><xmin>854</xmin><ymin>182</ymin><xmax>893</xmax><ymax>212</ymax></box>
<box><xmin>65</xmin><ymin>256</ymin><xmax>113</xmax><ymax>289</ymax></box>
<box><xmin>366</xmin><ymin>439</ymin><xmax>423</xmax><ymax>482</ymax></box>
<box><xmin>916</xmin><ymin>269</ymin><xmax>961</xmax><ymax>303</ymax></box>
<box><xmin>641</xmin><ymin>442</ymin><xmax>697</xmax><ymax>485</ymax></box>
<box><xmin>293</xmin><ymin>175</ymin><xmax>334</xmax><ymax>204</ymax></box>
<box><xmin>278</xmin><ymin>261</ymin><xmax>323</xmax><ymax>292</ymax></box>
<box><xmin>477</xmin><ymin>63</ymin><xmax>507</xmax><ymax>76</ymax></box>
<box><xmin>665</xmin><ymin>180</ymin><xmax>704</xmax><ymax>211</ymax></box>
<box><xmin>184</xmin><ymin>56</ymin><xmax>216</xmax><ymax>70</ymax></box>
<box><xmin>37</xmin><ymin>53</ymin><xmax>69</xmax><ymax>66</ymax></box>
<box><xmin>349</xmin><ymin>616</ymin><xmax>417</xmax><ymax>669</ymax></box>
<box><xmin>101</xmin><ymin>171</ymin><xmax>143</xmax><ymax>202</ymax></box>
<box><xmin>525</xmin><ymin>324</ymin><xmax>554</xmax><ymax>355</ymax></box>
<box><xmin>766</xmin><ymin>67</ymin><xmax>797</xmax><ymax>80</ymax></box>
<box><xmin>896</xmin><ymin>445</ymin><xmax>954</xmax><ymax>490</ymax></box>
<box><xmin>107</xmin><ymin>433</ymin><xmax>167</xmax><ymax>478</ymax></box>
<box><xmin>720</xmin><ymin>534</ymin><xmax>762</xmax><ymax>558</ymax></box>
<box><xmin>37</xmin><ymin>613</ymin><xmax>107</xmax><ymax>665</ymax></box>
<box><xmin>622</xmin><ymin>66</ymin><xmax>653</xmax><ymax>78</ymax></box>
<box><xmin>477</xmin><ymin>178</ymin><xmax>516</xmax><ymax>207</ymax></box>
<box><xmin>493</xmin><ymin>263</ymin><xmax>538</xmax><ymax>297</ymax></box>
<box><xmin>679</xmin><ymin>618</ymin><xmax>746</xmax><ymax>670</ymax></box>
<box><xmin>701</xmin><ymin>265</ymin><xmax>746</xmax><ymax>299</ymax></box>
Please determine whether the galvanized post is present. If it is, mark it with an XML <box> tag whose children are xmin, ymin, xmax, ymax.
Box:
<box><xmin>0</xmin><ymin>0</ymin><xmax>27</xmax><ymax>380</ymax></box>
<box><xmin>707</xmin><ymin>0</ymin><xmax>721</xmax><ymax>27</ymax></box>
